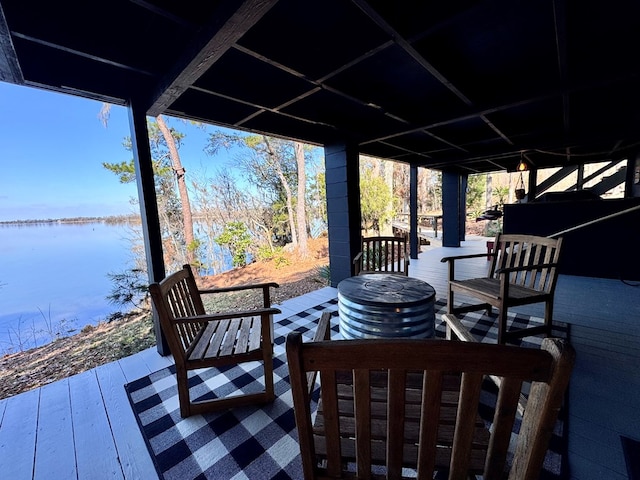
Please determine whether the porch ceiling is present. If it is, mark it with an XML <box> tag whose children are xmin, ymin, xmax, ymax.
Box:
<box><xmin>1</xmin><ymin>0</ymin><xmax>639</xmax><ymax>173</ymax></box>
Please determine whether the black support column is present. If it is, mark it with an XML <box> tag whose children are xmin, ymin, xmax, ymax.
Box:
<box><xmin>325</xmin><ymin>143</ymin><xmax>361</xmax><ymax>286</ymax></box>
<box><xmin>409</xmin><ymin>165</ymin><xmax>419</xmax><ymax>259</ymax></box>
<box><xmin>128</xmin><ymin>99</ymin><xmax>169</xmax><ymax>355</ymax></box>
<box><xmin>442</xmin><ymin>170</ymin><xmax>466</xmax><ymax>247</ymax></box>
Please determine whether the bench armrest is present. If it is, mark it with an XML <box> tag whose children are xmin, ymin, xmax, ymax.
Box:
<box><xmin>199</xmin><ymin>282</ymin><xmax>279</xmax><ymax>295</ymax></box>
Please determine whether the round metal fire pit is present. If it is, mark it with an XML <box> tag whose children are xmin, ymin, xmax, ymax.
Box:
<box><xmin>337</xmin><ymin>273</ymin><xmax>436</xmax><ymax>339</ymax></box>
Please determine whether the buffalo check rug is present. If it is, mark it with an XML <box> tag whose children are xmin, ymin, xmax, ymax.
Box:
<box><xmin>125</xmin><ymin>298</ymin><xmax>569</xmax><ymax>480</ymax></box>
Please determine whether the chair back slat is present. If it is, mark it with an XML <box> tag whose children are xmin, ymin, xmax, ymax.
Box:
<box><xmin>318</xmin><ymin>369</ymin><xmax>343</xmax><ymax>477</ymax></box>
<box><xmin>449</xmin><ymin>372</ymin><xmax>484</xmax><ymax>477</ymax></box>
<box><xmin>483</xmin><ymin>376</ymin><xmax>523</xmax><ymax>477</ymax></box>
<box><xmin>286</xmin><ymin>335</ymin><xmax>575</xmax><ymax>480</ymax></box>
<box><xmin>416</xmin><ymin>371</ymin><xmax>443</xmax><ymax>479</ymax></box>
<box><xmin>353</xmin><ymin>369</ymin><xmax>372</xmax><ymax>478</ymax></box>
<box><xmin>387</xmin><ymin>369</ymin><xmax>407</xmax><ymax>478</ymax></box>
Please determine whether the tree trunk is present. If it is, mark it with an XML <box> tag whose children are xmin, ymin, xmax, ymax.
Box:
<box><xmin>294</xmin><ymin>142</ymin><xmax>309</xmax><ymax>258</ymax></box>
<box><xmin>156</xmin><ymin>115</ymin><xmax>196</xmax><ymax>265</ymax></box>
<box><xmin>264</xmin><ymin>136</ymin><xmax>297</xmax><ymax>246</ymax></box>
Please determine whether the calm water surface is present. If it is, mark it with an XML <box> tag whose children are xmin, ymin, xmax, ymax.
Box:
<box><xmin>0</xmin><ymin>221</ymin><xmax>137</xmax><ymax>352</ymax></box>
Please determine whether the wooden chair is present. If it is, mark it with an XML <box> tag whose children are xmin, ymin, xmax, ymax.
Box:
<box><xmin>286</xmin><ymin>333</ymin><xmax>575</xmax><ymax>480</ymax></box>
<box><xmin>354</xmin><ymin>235</ymin><xmax>409</xmax><ymax>276</ymax></box>
<box><xmin>148</xmin><ymin>264</ymin><xmax>280</xmax><ymax>418</ymax></box>
<box><xmin>441</xmin><ymin>233</ymin><xmax>563</xmax><ymax>344</ymax></box>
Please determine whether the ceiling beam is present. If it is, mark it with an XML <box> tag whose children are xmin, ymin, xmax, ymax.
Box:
<box><xmin>351</xmin><ymin>0</ymin><xmax>472</xmax><ymax>105</ymax></box>
<box><xmin>351</xmin><ymin>0</ymin><xmax>515</xmax><ymax>151</ymax></box>
<box><xmin>11</xmin><ymin>32</ymin><xmax>155</xmax><ymax>76</ymax></box>
<box><xmin>552</xmin><ymin>0</ymin><xmax>570</xmax><ymax>133</ymax></box>
<box><xmin>0</xmin><ymin>2</ymin><xmax>22</xmax><ymax>83</ymax></box>
<box><xmin>148</xmin><ymin>0</ymin><xmax>279</xmax><ymax>117</ymax></box>
<box><xmin>129</xmin><ymin>0</ymin><xmax>197</xmax><ymax>29</ymax></box>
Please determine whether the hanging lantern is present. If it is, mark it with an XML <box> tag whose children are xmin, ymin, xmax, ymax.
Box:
<box><xmin>515</xmin><ymin>172</ymin><xmax>526</xmax><ymax>200</ymax></box>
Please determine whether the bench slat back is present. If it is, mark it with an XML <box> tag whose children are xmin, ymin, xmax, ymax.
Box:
<box><xmin>149</xmin><ymin>264</ymin><xmax>206</xmax><ymax>355</ymax></box>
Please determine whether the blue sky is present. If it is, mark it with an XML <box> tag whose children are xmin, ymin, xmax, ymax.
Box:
<box><xmin>0</xmin><ymin>82</ymin><xmax>223</xmax><ymax>222</ymax></box>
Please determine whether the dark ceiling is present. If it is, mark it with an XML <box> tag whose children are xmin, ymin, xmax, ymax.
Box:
<box><xmin>1</xmin><ymin>0</ymin><xmax>639</xmax><ymax>174</ymax></box>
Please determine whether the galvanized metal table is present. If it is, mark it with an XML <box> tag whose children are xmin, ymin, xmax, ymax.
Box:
<box><xmin>337</xmin><ymin>273</ymin><xmax>436</xmax><ymax>339</ymax></box>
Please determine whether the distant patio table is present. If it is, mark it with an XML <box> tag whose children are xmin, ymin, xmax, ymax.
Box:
<box><xmin>337</xmin><ymin>273</ymin><xmax>436</xmax><ymax>339</ymax></box>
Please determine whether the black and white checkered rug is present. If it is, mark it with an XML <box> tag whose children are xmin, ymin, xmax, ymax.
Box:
<box><xmin>125</xmin><ymin>298</ymin><xmax>569</xmax><ymax>480</ymax></box>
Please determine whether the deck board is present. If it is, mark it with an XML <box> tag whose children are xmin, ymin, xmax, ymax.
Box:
<box><xmin>69</xmin><ymin>370</ymin><xmax>124</xmax><ymax>480</ymax></box>
<box><xmin>116</xmin><ymin>350</ymin><xmax>158</xmax><ymax>383</ymax></box>
<box><xmin>0</xmin><ymin>388</ymin><xmax>40</xmax><ymax>479</ymax></box>
<box><xmin>34</xmin><ymin>379</ymin><xmax>76</xmax><ymax>480</ymax></box>
<box><xmin>95</xmin><ymin>362</ymin><xmax>159</xmax><ymax>480</ymax></box>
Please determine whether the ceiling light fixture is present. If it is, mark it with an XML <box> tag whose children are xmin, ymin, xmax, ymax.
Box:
<box><xmin>516</xmin><ymin>152</ymin><xmax>528</xmax><ymax>172</ymax></box>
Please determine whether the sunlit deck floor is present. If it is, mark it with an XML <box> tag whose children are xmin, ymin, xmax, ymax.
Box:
<box><xmin>1</xmin><ymin>236</ymin><xmax>639</xmax><ymax>480</ymax></box>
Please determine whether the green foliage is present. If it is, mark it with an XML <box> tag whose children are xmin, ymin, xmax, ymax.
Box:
<box><xmin>486</xmin><ymin>219</ymin><xmax>503</xmax><ymax>237</ymax></box>
<box><xmin>186</xmin><ymin>239</ymin><xmax>204</xmax><ymax>272</ymax></box>
<box><xmin>483</xmin><ymin>184</ymin><xmax>509</xmax><ymax>236</ymax></box>
<box><xmin>492</xmin><ymin>185</ymin><xmax>510</xmax><ymax>208</ymax></box>
<box><xmin>314</xmin><ymin>264</ymin><xmax>331</xmax><ymax>285</ymax></box>
<box><xmin>256</xmin><ymin>245</ymin><xmax>290</xmax><ymax>268</ymax></box>
<box><xmin>362</xmin><ymin>246</ymin><xmax>386</xmax><ymax>271</ymax></box>
<box><xmin>466</xmin><ymin>173</ymin><xmax>486</xmax><ymax>219</ymax></box>
<box><xmin>360</xmin><ymin>167</ymin><xmax>393</xmax><ymax>233</ymax></box>
<box><xmin>106</xmin><ymin>268</ymin><xmax>148</xmax><ymax>310</ymax></box>
<box><xmin>102</xmin><ymin>160</ymin><xmax>137</xmax><ymax>183</ymax></box>
<box><xmin>274</xmin><ymin>250</ymin><xmax>290</xmax><ymax>268</ymax></box>
<box><xmin>309</xmin><ymin>170</ymin><xmax>327</xmax><ymax>223</ymax></box>
<box><xmin>215</xmin><ymin>221</ymin><xmax>252</xmax><ymax>267</ymax></box>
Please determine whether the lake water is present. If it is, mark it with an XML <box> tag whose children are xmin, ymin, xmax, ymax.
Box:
<box><xmin>0</xmin><ymin>221</ymin><xmax>137</xmax><ymax>353</ymax></box>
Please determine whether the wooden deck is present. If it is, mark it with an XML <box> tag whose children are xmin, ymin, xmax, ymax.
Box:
<box><xmin>1</xmin><ymin>236</ymin><xmax>638</xmax><ymax>479</ymax></box>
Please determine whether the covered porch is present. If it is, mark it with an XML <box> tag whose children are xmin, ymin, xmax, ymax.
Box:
<box><xmin>1</xmin><ymin>237</ymin><xmax>638</xmax><ymax>479</ymax></box>
<box><xmin>1</xmin><ymin>1</ymin><xmax>640</xmax><ymax>478</ymax></box>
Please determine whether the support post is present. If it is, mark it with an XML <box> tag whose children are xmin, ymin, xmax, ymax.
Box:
<box><xmin>128</xmin><ymin>99</ymin><xmax>169</xmax><ymax>355</ymax></box>
<box><xmin>628</xmin><ymin>151</ymin><xmax>640</xmax><ymax>198</ymax></box>
<box><xmin>409</xmin><ymin>165</ymin><xmax>419</xmax><ymax>259</ymax></box>
<box><xmin>527</xmin><ymin>169</ymin><xmax>538</xmax><ymax>201</ymax></box>
<box><xmin>442</xmin><ymin>170</ymin><xmax>466</xmax><ymax>247</ymax></box>
<box><xmin>325</xmin><ymin>143</ymin><xmax>361</xmax><ymax>286</ymax></box>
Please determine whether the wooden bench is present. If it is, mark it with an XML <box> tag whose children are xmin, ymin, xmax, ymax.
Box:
<box><xmin>148</xmin><ymin>264</ymin><xmax>280</xmax><ymax>418</ymax></box>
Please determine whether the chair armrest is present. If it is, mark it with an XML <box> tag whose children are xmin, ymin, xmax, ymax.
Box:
<box><xmin>353</xmin><ymin>251</ymin><xmax>363</xmax><ymax>275</ymax></box>
<box><xmin>441</xmin><ymin>313</ymin><xmax>477</xmax><ymax>342</ymax></box>
<box><xmin>495</xmin><ymin>262</ymin><xmax>559</xmax><ymax>274</ymax></box>
<box><xmin>199</xmin><ymin>282</ymin><xmax>279</xmax><ymax>295</ymax></box>
<box><xmin>440</xmin><ymin>252</ymin><xmax>493</xmax><ymax>263</ymax></box>
<box><xmin>307</xmin><ymin>312</ymin><xmax>332</xmax><ymax>395</ymax></box>
<box><xmin>174</xmin><ymin>307</ymin><xmax>282</xmax><ymax>324</ymax></box>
